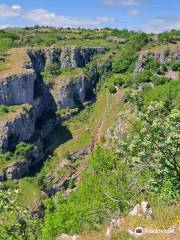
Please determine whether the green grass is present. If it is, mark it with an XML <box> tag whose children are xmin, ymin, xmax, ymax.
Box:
<box><xmin>16</xmin><ymin>178</ymin><xmax>44</xmax><ymax>209</ymax></box>
<box><xmin>0</xmin><ymin>105</ymin><xmax>20</xmax><ymax>116</ymax></box>
<box><xmin>144</xmin><ymin>80</ymin><xmax>180</xmax><ymax>108</ymax></box>
<box><xmin>56</xmin><ymin>39</ymin><xmax>114</xmax><ymax>48</ymax></box>
<box><xmin>60</xmin><ymin>68</ymin><xmax>84</xmax><ymax>78</ymax></box>
<box><xmin>41</xmin><ymin>86</ymin><xmax>125</xmax><ymax>174</ymax></box>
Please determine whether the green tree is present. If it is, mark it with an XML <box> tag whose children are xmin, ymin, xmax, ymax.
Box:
<box><xmin>117</xmin><ymin>94</ymin><xmax>180</xmax><ymax>199</ymax></box>
<box><xmin>0</xmin><ymin>186</ymin><xmax>42</xmax><ymax>240</ymax></box>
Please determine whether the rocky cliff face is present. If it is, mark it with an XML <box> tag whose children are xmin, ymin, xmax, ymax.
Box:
<box><xmin>0</xmin><ymin>71</ymin><xmax>36</xmax><ymax>106</ymax></box>
<box><xmin>60</xmin><ymin>46</ymin><xmax>107</xmax><ymax>68</ymax></box>
<box><xmin>49</xmin><ymin>54</ymin><xmax>111</xmax><ymax>109</ymax></box>
<box><xmin>0</xmin><ymin>45</ymin><xmax>109</xmax><ymax>180</ymax></box>
<box><xmin>50</xmin><ymin>75</ymin><xmax>86</xmax><ymax>109</ymax></box>
<box><xmin>27</xmin><ymin>46</ymin><xmax>107</xmax><ymax>72</ymax></box>
<box><xmin>0</xmin><ymin>105</ymin><xmax>35</xmax><ymax>153</ymax></box>
<box><xmin>134</xmin><ymin>46</ymin><xmax>180</xmax><ymax>73</ymax></box>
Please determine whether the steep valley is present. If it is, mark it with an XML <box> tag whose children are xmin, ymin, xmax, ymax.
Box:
<box><xmin>0</xmin><ymin>27</ymin><xmax>179</xmax><ymax>240</ymax></box>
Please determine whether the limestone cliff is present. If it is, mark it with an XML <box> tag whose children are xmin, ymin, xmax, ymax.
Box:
<box><xmin>0</xmin><ymin>105</ymin><xmax>35</xmax><ymax>153</ymax></box>
<box><xmin>134</xmin><ymin>45</ymin><xmax>180</xmax><ymax>73</ymax></box>
<box><xmin>60</xmin><ymin>46</ymin><xmax>107</xmax><ymax>68</ymax></box>
<box><xmin>0</xmin><ymin>46</ymin><xmax>110</xmax><ymax>180</ymax></box>
<box><xmin>27</xmin><ymin>46</ymin><xmax>107</xmax><ymax>72</ymax></box>
<box><xmin>0</xmin><ymin>71</ymin><xmax>36</xmax><ymax>106</ymax></box>
<box><xmin>49</xmin><ymin>75</ymin><xmax>86</xmax><ymax>109</ymax></box>
<box><xmin>48</xmin><ymin>54</ymin><xmax>111</xmax><ymax>109</ymax></box>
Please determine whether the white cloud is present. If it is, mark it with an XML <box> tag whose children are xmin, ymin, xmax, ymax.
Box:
<box><xmin>0</xmin><ymin>24</ymin><xmax>10</xmax><ymax>29</ymax></box>
<box><xmin>121</xmin><ymin>0</ymin><xmax>140</xmax><ymax>5</ymax></box>
<box><xmin>0</xmin><ymin>4</ymin><xmax>22</xmax><ymax>19</ymax></box>
<box><xmin>0</xmin><ymin>4</ymin><xmax>114</xmax><ymax>28</ymax></box>
<box><xmin>128</xmin><ymin>10</ymin><xmax>140</xmax><ymax>16</ymax></box>
<box><xmin>24</xmin><ymin>9</ymin><xmax>114</xmax><ymax>27</ymax></box>
<box><xmin>101</xmin><ymin>0</ymin><xmax>141</xmax><ymax>6</ymax></box>
<box><xmin>147</xmin><ymin>17</ymin><xmax>180</xmax><ymax>33</ymax></box>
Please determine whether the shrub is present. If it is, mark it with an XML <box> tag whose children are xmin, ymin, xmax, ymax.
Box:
<box><xmin>118</xmin><ymin>96</ymin><xmax>180</xmax><ymax>202</ymax></box>
<box><xmin>45</xmin><ymin>63</ymin><xmax>60</xmax><ymax>73</ymax></box>
<box><xmin>169</xmin><ymin>61</ymin><xmax>180</xmax><ymax>71</ymax></box>
<box><xmin>144</xmin><ymin>57</ymin><xmax>160</xmax><ymax>72</ymax></box>
<box><xmin>157</xmin><ymin>64</ymin><xmax>168</xmax><ymax>75</ymax></box>
<box><xmin>15</xmin><ymin>142</ymin><xmax>34</xmax><ymax>157</ymax></box>
<box><xmin>112</xmin><ymin>59</ymin><xmax>130</xmax><ymax>73</ymax></box>
<box><xmin>42</xmin><ymin>148</ymin><xmax>132</xmax><ymax>239</ymax></box>
<box><xmin>134</xmin><ymin>70</ymin><xmax>153</xmax><ymax>83</ymax></box>
<box><xmin>144</xmin><ymin>80</ymin><xmax>180</xmax><ymax>109</ymax></box>
<box><xmin>112</xmin><ymin>74</ymin><xmax>132</xmax><ymax>88</ymax></box>
<box><xmin>0</xmin><ymin>105</ymin><xmax>9</xmax><ymax>115</ymax></box>
<box><xmin>152</xmin><ymin>76</ymin><xmax>170</xmax><ymax>86</ymax></box>
<box><xmin>122</xmin><ymin>91</ymin><xmax>131</xmax><ymax>103</ymax></box>
<box><xmin>108</xmin><ymin>85</ymin><xmax>117</xmax><ymax>94</ymax></box>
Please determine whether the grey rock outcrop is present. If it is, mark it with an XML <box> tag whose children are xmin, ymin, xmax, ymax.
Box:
<box><xmin>0</xmin><ymin>45</ymin><xmax>109</xmax><ymax>181</ymax></box>
<box><xmin>134</xmin><ymin>46</ymin><xmax>180</xmax><ymax>73</ymax></box>
<box><xmin>4</xmin><ymin>160</ymin><xmax>31</xmax><ymax>180</ymax></box>
<box><xmin>53</xmin><ymin>75</ymin><xmax>86</xmax><ymax>109</ymax></box>
<box><xmin>0</xmin><ymin>71</ymin><xmax>36</xmax><ymax>106</ymax></box>
<box><xmin>49</xmin><ymin>53</ymin><xmax>111</xmax><ymax>110</ymax></box>
<box><xmin>27</xmin><ymin>49</ymin><xmax>46</xmax><ymax>73</ymax></box>
<box><xmin>45</xmin><ymin>47</ymin><xmax>61</xmax><ymax>65</ymax></box>
<box><xmin>27</xmin><ymin>46</ymin><xmax>107</xmax><ymax>73</ymax></box>
<box><xmin>128</xmin><ymin>201</ymin><xmax>153</xmax><ymax>219</ymax></box>
<box><xmin>0</xmin><ymin>105</ymin><xmax>35</xmax><ymax>152</ymax></box>
<box><xmin>60</xmin><ymin>46</ymin><xmax>107</xmax><ymax>68</ymax></box>
<box><xmin>56</xmin><ymin>234</ymin><xmax>79</xmax><ymax>240</ymax></box>
<box><xmin>0</xmin><ymin>140</ymin><xmax>44</xmax><ymax>181</ymax></box>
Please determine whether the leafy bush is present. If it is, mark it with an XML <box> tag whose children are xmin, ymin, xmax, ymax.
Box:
<box><xmin>134</xmin><ymin>70</ymin><xmax>153</xmax><ymax>83</ymax></box>
<box><xmin>0</xmin><ymin>187</ymin><xmax>42</xmax><ymax>240</ymax></box>
<box><xmin>157</xmin><ymin>64</ymin><xmax>168</xmax><ymax>75</ymax></box>
<box><xmin>118</xmin><ymin>96</ymin><xmax>180</xmax><ymax>201</ymax></box>
<box><xmin>169</xmin><ymin>60</ymin><xmax>180</xmax><ymax>71</ymax></box>
<box><xmin>152</xmin><ymin>75</ymin><xmax>170</xmax><ymax>86</ymax></box>
<box><xmin>0</xmin><ymin>105</ymin><xmax>9</xmax><ymax>115</ymax></box>
<box><xmin>15</xmin><ymin>142</ymin><xmax>34</xmax><ymax>157</ymax></box>
<box><xmin>144</xmin><ymin>80</ymin><xmax>180</xmax><ymax>108</ymax></box>
<box><xmin>42</xmin><ymin>63</ymin><xmax>61</xmax><ymax>81</ymax></box>
<box><xmin>144</xmin><ymin>57</ymin><xmax>160</xmax><ymax>72</ymax></box>
<box><xmin>112</xmin><ymin>59</ymin><xmax>131</xmax><ymax>73</ymax></box>
<box><xmin>108</xmin><ymin>85</ymin><xmax>117</xmax><ymax>94</ymax></box>
<box><xmin>43</xmin><ymin>148</ymin><xmax>132</xmax><ymax>239</ymax></box>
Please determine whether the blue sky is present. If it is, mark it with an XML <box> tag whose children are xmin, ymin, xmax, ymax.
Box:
<box><xmin>0</xmin><ymin>0</ymin><xmax>179</xmax><ymax>32</ymax></box>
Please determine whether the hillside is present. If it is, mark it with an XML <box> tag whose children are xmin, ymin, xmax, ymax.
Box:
<box><xmin>0</xmin><ymin>27</ymin><xmax>179</xmax><ymax>240</ymax></box>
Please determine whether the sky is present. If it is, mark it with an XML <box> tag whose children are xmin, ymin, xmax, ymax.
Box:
<box><xmin>0</xmin><ymin>0</ymin><xmax>179</xmax><ymax>33</ymax></box>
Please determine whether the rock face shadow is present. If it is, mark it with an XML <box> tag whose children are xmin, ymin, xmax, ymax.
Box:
<box><xmin>29</xmin><ymin>124</ymin><xmax>73</xmax><ymax>177</ymax></box>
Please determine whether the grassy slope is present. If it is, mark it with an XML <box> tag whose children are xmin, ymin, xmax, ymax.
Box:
<box><xmin>79</xmin><ymin>204</ymin><xmax>180</xmax><ymax>240</ymax></box>
<box><xmin>0</xmin><ymin>48</ymin><xmax>28</xmax><ymax>76</ymax></box>
<box><xmin>10</xmin><ymin>87</ymin><xmax>125</xmax><ymax>210</ymax></box>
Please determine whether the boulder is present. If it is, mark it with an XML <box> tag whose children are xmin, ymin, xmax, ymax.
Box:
<box><xmin>56</xmin><ymin>234</ymin><xmax>79</xmax><ymax>240</ymax></box>
<box><xmin>128</xmin><ymin>204</ymin><xmax>141</xmax><ymax>217</ymax></box>
<box><xmin>105</xmin><ymin>225</ymin><xmax>113</xmax><ymax>238</ymax></box>
<box><xmin>129</xmin><ymin>201</ymin><xmax>153</xmax><ymax>218</ymax></box>
<box><xmin>105</xmin><ymin>217</ymin><xmax>125</xmax><ymax>238</ymax></box>
<box><xmin>4</xmin><ymin>160</ymin><xmax>31</xmax><ymax>180</ymax></box>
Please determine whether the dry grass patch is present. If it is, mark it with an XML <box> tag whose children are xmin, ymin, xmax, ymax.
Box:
<box><xmin>0</xmin><ymin>48</ymin><xmax>28</xmax><ymax>77</ymax></box>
